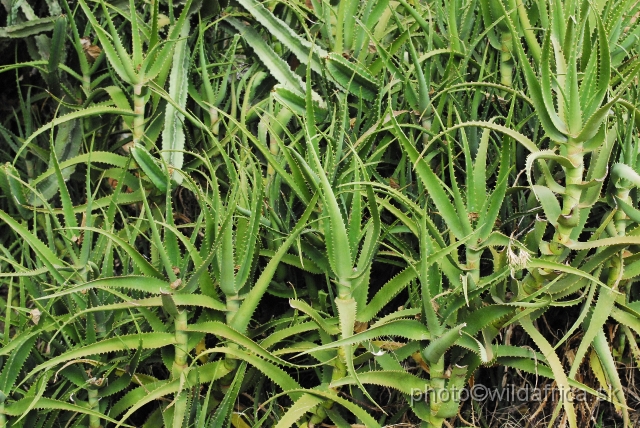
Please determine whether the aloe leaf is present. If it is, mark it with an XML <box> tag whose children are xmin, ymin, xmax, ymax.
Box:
<box><xmin>306</xmin><ymin>140</ymin><xmax>353</xmax><ymax>286</ymax></box>
<box><xmin>26</xmin><ymin>333</ymin><xmax>175</xmax><ymax>381</ymax></box>
<box><xmin>76</xmin><ymin>0</ymin><xmax>138</xmax><ymax>84</ymax></box>
<box><xmin>14</xmin><ymin>107</ymin><xmax>135</xmax><ymax>161</ymax></box>
<box><xmin>233</xmin><ymin>170</ymin><xmax>263</xmax><ymax>292</ymax></box>
<box><xmin>582</xmin><ymin>16</ymin><xmax>610</xmax><ymax>122</ymax></box>
<box><xmin>498</xmin><ymin>1</ymin><xmax>568</xmax><ymax>143</ymax></box>
<box><xmin>50</xmin><ymin>142</ymin><xmax>78</xmax><ymax>234</ymax></box>
<box><xmin>25</xmin><ymin>113</ymin><xmax>83</xmax><ymax>207</ymax></box>
<box><xmin>187</xmin><ymin>322</ymin><xmax>294</xmax><ymax>367</ymax></box>
<box><xmin>274</xmin><ymin>393</ymin><xmax>325</xmax><ymax>428</ymax></box>
<box><xmin>210</xmin><ymin>363</ymin><xmax>246</xmax><ymax>427</ymax></box>
<box><xmin>46</xmin><ymin>15</ymin><xmax>65</xmax><ymax>97</ymax></box>
<box><xmin>479</xmin><ymin>137</ymin><xmax>512</xmax><ymax>239</ymax></box>
<box><xmin>218</xmin><ymin>109</ymin><xmax>311</xmax><ymax>204</ymax></box>
<box><xmin>611</xmin><ymin>306</ymin><xmax>640</xmax><ymax>334</ymax></box>
<box><xmin>225</xmin><ymin>17</ymin><xmax>304</xmax><ymax>94</ymax></box>
<box><xmin>65</xmin><ymin>227</ymin><xmax>164</xmax><ymax>278</ymax></box>
<box><xmin>0</xmin><ymin>335</ymin><xmax>36</xmax><ymax>394</ymax></box>
<box><xmin>325</xmin><ymin>53</ymin><xmax>378</xmax><ymax>101</ymax></box>
<box><xmin>273</xmin><ymin>85</ymin><xmax>328</xmax><ymax>122</ymax></box>
<box><xmin>575</xmin><ymin>63</ymin><xmax>640</xmax><ymax>143</ymax></box>
<box><xmin>289</xmin><ymin>299</ymin><xmax>340</xmax><ymax>335</ymax></box>
<box><xmin>569</xmin><ymin>285</ymin><xmax>617</xmax><ymax>379</ymax></box>
<box><xmin>0</xmin><ymin>16</ymin><xmax>58</xmax><ymax>38</ymax></box>
<box><xmin>389</xmin><ymin>111</ymin><xmax>466</xmax><ymax>239</ymax></box>
<box><xmin>113</xmin><ymin>360</ymin><xmax>236</xmax><ymax>423</ymax></box>
<box><xmin>359</xmin><ymin>228</ymin><xmax>473</xmax><ymax>322</ymax></box>
<box><xmin>531</xmin><ymin>185</ymin><xmax>562</xmax><ymax>226</ymax></box>
<box><xmin>540</xmin><ymin>28</ymin><xmax>569</xmax><ymax>134</ymax></box>
<box><xmin>235</xmin><ymin>0</ymin><xmax>325</xmax><ymax>72</ymax></box>
<box><xmin>520</xmin><ymin>315</ymin><xmax>577</xmax><ymax>428</ymax></box>
<box><xmin>130</xmin><ymin>145</ymin><xmax>169</xmax><ymax>193</ymax></box>
<box><xmin>30</xmin><ymin>151</ymin><xmax>132</xmax><ymax>186</ymax></box>
<box><xmin>3</xmin><ymin>397</ymin><xmax>125</xmax><ymax>425</ymax></box>
<box><xmin>0</xmin><ymin>209</ymin><xmax>67</xmax><ymax>284</ymax></box>
<box><xmin>0</xmin><ymin>163</ymin><xmax>32</xmax><ymax>219</ymax></box>
<box><xmin>330</xmin><ymin>370</ymin><xmax>427</xmax><ymax>395</ymax></box>
<box><xmin>140</xmin><ymin>186</ymin><xmax>178</xmax><ymax>283</ymax></box>
<box><xmin>422</xmin><ymin>323</ymin><xmax>466</xmax><ymax>364</ymax></box>
<box><xmin>219</xmin><ymin>217</ymin><xmax>236</xmax><ymax>296</ymax></box>
<box><xmin>261</xmin><ymin>251</ymin><xmax>323</xmax><ymax>274</ymax></box>
<box><xmin>593</xmin><ymin>329</ymin><xmax>629</xmax><ymax>425</ymax></box>
<box><xmin>231</xmin><ymin>192</ymin><xmax>319</xmax><ymax>333</ymax></box>
<box><xmin>406</xmin><ymin>30</ymin><xmax>430</xmax><ymax>115</ymax></box>
<box><xmin>297</xmin><ymin>320</ymin><xmax>430</xmax><ymax>356</ymax></box>
<box><xmin>565</xmin><ymin>25</ymin><xmax>581</xmax><ymax>134</ymax></box>
<box><xmin>128</xmin><ymin>0</ymin><xmax>142</xmax><ymax>68</ymax></box>
<box><xmin>271</xmin><ymin>389</ymin><xmax>382</xmax><ymax>428</ymax></box>
<box><xmin>161</xmin><ymin>20</ymin><xmax>190</xmax><ymax>184</ymax></box>
<box><xmin>568</xmin><ymin>235</ymin><xmax>640</xmax><ymax>250</ymax></box>
<box><xmin>335</xmin><ymin>296</ymin><xmax>381</xmax><ymax>410</ymax></box>
<box><xmin>432</xmin><ymin>120</ymin><xmax>539</xmax><ymax>153</ymax></box>
<box><xmin>37</xmin><ymin>276</ymin><xmax>171</xmax><ymax>300</ymax></box>
<box><xmin>142</xmin><ymin>0</ymin><xmax>194</xmax><ymax>82</ymax></box>
<box><xmin>498</xmin><ymin>356</ymin><xmax>605</xmax><ymax>398</ymax></box>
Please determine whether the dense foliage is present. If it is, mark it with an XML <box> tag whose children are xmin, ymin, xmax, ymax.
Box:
<box><xmin>0</xmin><ymin>0</ymin><xmax>639</xmax><ymax>426</ymax></box>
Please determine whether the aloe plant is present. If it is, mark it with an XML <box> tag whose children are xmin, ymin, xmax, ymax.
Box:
<box><xmin>1</xmin><ymin>0</ymin><xmax>640</xmax><ymax>427</ymax></box>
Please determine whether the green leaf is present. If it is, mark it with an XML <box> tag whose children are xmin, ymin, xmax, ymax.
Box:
<box><xmin>330</xmin><ymin>370</ymin><xmax>426</xmax><ymax>395</ymax></box>
<box><xmin>271</xmin><ymin>389</ymin><xmax>381</xmax><ymax>428</ymax></box>
<box><xmin>3</xmin><ymin>397</ymin><xmax>126</xmax><ymax>425</ymax></box>
<box><xmin>389</xmin><ymin>111</ymin><xmax>466</xmax><ymax>239</ymax></box>
<box><xmin>37</xmin><ymin>276</ymin><xmax>172</xmax><ymax>301</ymax></box>
<box><xmin>306</xmin><ymin>140</ymin><xmax>353</xmax><ymax>285</ymax></box>
<box><xmin>14</xmin><ymin>107</ymin><xmax>135</xmax><ymax>161</ymax></box>
<box><xmin>77</xmin><ymin>0</ymin><xmax>138</xmax><ymax>84</ymax></box>
<box><xmin>325</xmin><ymin>53</ymin><xmax>378</xmax><ymax>101</ymax></box>
<box><xmin>498</xmin><ymin>2</ymin><xmax>568</xmax><ymax>143</ymax></box>
<box><xmin>0</xmin><ymin>208</ymin><xmax>67</xmax><ymax>284</ymax></box>
<box><xmin>234</xmin><ymin>0</ymin><xmax>326</xmax><ymax>73</ymax></box>
<box><xmin>297</xmin><ymin>320</ymin><xmax>430</xmax><ymax>356</ymax></box>
<box><xmin>130</xmin><ymin>145</ymin><xmax>169</xmax><ymax>193</ymax></box>
<box><xmin>161</xmin><ymin>20</ymin><xmax>190</xmax><ymax>184</ymax></box>
<box><xmin>231</xmin><ymin>192</ymin><xmax>319</xmax><ymax>333</ymax></box>
<box><xmin>0</xmin><ymin>16</ymin><xmax>58</xmax><ymax>38</ymax></box>
<box><xmin>0</xmin><ymin>335</ymin><xmax>36</xmax><ymax>393</ymax></box>
<box><xmin>289</xmin><ymin>299</ymin><xmax>340</xmax><ymax>335</ymax></box>
<box><xmin>26</xmin><ymin>333</ymin><xmax>175</xmax><ymax>381</ymax></box>
<box><xmin>520</xmin><ymin>315</ymin><xmax>577</xmax><ymax>428</ymax></box>
<box><xmin>66</xmin><ymin>227</ymin><xmax>164</xmax><ymax>278</ymax></box>
<box><xmin>422</xmin><ymin>323</ymin><xmax>466</xmax><ymax>364</ymax></box>
<box><xmin>225</xmin><ymin>17</ymin><xmax>304</xmax><ymax>94</ymax></box>
<box><xmin>274</xmin><ymin>393</ymin><xmax>325</xmax><ymax>428</ymax></box>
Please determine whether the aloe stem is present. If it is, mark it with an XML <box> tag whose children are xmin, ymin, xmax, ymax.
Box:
<box><xmin>132</xmin><ymin>83</ymin><xmax>145</xmax><ymax>146</ymax></box>
<box><xmin>226</xmin><ymin>294</ymin><xmax>241</xmax><ymax>325</ymax></box>
<box><xmin>88</xmin><ymin>388</ymin><xmax>101</xmax><ymax>428</ymax></box>
<box><xmin>172</xmin><ymin>310</ymin><xmax>189</xmax><ymax>379</ymax></box>
<box><xmin>82</xmin><ymin>73</ymin><xmax>91</xmax><ymax>97</ymax></box>
<box><xmin>466</xmin><ymin>248</ymin><xmax>481</xmax><ymax>284</ymax></box>
<box><xmin>426</xmin><ymin>356</ymin><xmax>446</xmax><ymax>428</ymax></box>
<box><xmin>500</xmin><ymin>31</ymin><xmax>514</xmax><ymax>87</ymax></box>
<box><xmin>553</xmin><ymin>141</ymin><xmax>584</xmax><ymax>249</ymax></box>
<box><xmin>614</xmin><ymin>188</ymin><xmax>631</xmax><ymax>236</ymax></box>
